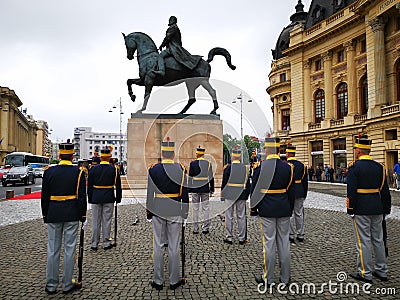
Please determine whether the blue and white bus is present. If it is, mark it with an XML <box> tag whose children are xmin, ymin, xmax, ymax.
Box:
<box><xmin>4</xmin><ymin>152</ymin><xmax>50</xmax><ymax>167</ymax></box>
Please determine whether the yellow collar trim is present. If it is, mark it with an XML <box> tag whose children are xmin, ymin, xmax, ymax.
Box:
<box><xmin>197</xmin><ymin>157</ymin><xmax>205</xmax><ymax>160</ymax></box>
<box><xmin>59</xmin><ymin>160</ymin><xmax>72</xmax><ymax>165</ymax></box>
<box><xmin>267</xmin><ymin>154</ymin><xmax>280</xmax><ymax>160</ymax></box>
<box><xmin>359</xmin><ymin>155</ymin><xmax>372</xmax><ymax>160</ymax></box>
<box><xmin>100</xmin><ymin>161</ymin><xmax>110</xmax><ymax>165</ymax></box>
<box><xmin>287</xmin><ymin>157</ymin><xmax>296</xmax><ymax>161</ymax></box>
<box><xmin>162</xmin><ymin>159</ymin><xmax>174</xmax><ymax>164</ymax></box>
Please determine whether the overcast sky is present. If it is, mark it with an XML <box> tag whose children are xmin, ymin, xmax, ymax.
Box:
<box><xmin>0</xmin><ymin>0</ymin><xmax>308</xmax><ymax>141</ymax></box>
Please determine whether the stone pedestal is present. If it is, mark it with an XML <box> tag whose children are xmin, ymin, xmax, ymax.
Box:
<box><xmin>126</xmin><ymin>113</ymin><xmax>223</xmax><ymax>189</ymax></box>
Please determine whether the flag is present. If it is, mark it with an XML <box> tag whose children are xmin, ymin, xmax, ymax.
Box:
<box><xmin>0</xmin><ymin>138</ymin><xmax>3</xmax><ymax>145</ymax></box>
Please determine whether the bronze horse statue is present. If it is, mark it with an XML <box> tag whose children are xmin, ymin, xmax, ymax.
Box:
<box><xmin>122</xmin><ymin>32</ymin><xmax>236</xmax><ymax>114</ymax></box>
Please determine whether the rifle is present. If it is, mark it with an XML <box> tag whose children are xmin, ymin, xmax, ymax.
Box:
<box><xmin>113</xmin><ymin>203</ymin><xmax>118</xmax><ymax>247</ymax></box>
<box><xmin>181</xmin><ymin>221</ymin><xmax>186</xmax><ymax>285</ymax></box>
<box><xmin>382</xmin><ymin>216</ymin><xmax>388</xmax><ymax>257</ymax></box>
<box><xmin>76</xmin><ymin>221</ymin><xmax>86</xmax><ymax>288</ymax></box>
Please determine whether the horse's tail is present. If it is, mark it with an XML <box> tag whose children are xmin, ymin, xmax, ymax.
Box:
<box><xmin>206</xmin><ymin>47</ymin><xmax>236</xmax><ymax>70</ymax></box>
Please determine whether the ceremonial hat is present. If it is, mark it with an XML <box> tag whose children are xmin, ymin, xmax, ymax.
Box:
<box><xmin>264</xmin><ymin>135</ymin><xmax>280</xmax><ymax>148</ymax></box>
<box><xmin>161</xmin><ymin>137</ymin><xmax>175</xmax><ymax>152</ymax></box>
<box><xmin>100</xmin><ymin>147</ymin><xmax>112</xmax><ymax>157</ymax></box>
<box><xmin>59</xmin><ymin>139</ymin><xmax>74</xmax><ymax>155</ymax></box>
<box><xmin>196</xmin><ymin>145</ymin><xmax>205</xmax><ymax>155</ymax></box>
<box><xmin>231</xmin><ymin>147</ymin><xmax>241</xmax><ymax>159</ymax></box>
<box><xmin>286</xmin><ymin>143</ymin><xmax>296</xmax><ymax>153</ymax></box>
<box><xmin>354</xmin><ymin>134</ymin><xmax>372</xmax><ymax>150</ymax></box>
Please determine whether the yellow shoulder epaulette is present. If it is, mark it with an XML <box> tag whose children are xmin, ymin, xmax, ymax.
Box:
<box><xmin>179</xmin><ymin>162</ymin><xmax>187</xmax><ymax>173</ymax></box>
<box><xmin>223</xmin><ymin>164</ymin><xmax>230</xmax><ymax>170</ymax></box>
<box><xmin>348</xmin><ymin>160</ymin><xmax>355</xmax><ymax>168</ymax></box>
<box><xmin>43</xmin><ymin>165</ymin><xmax>52</xmax><ymax>171</ymax></box>
<box><xmin>148</xmin><ymin>163</ymin><xmax>158</xmax><ymax>170</ymax></box>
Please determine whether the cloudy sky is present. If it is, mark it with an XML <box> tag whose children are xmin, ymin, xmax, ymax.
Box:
<box><xmin>0</xmin><ymin>0</ymin><xmax>308</xmax><ymax>141</ymax></box>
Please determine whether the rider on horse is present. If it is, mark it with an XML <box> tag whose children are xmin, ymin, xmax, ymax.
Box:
<box><xmin>151</xmin><ymin>16</ymin><xmax>201</xmax><ymax>77</ymax></box>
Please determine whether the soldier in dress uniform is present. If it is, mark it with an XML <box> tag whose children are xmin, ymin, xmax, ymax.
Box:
<box><xmin>347</xmin><ymin>135</ymin><xmax>391</xmax><ymax>283</ymax></box>
<box><xmin>286</xmin><ymin>144</ymin><xmax>308</xmax><ymax>243</ymax></box>
<box><xmin>147</xmin><ymin>138</ymin><xmax>189</xmax><ymax>290</ymax></box>
<box><xmin>41</xmin><ymin>140</ymin><xmax>87</xmax><ymax>294</ymax></box>
<box><xmin>221</xmin><ymin>148</ymin><xmax>251</xmax><ymax>245</ymax></box>
<box><xmin>250</xmin><ymin>137</ymin><xmax>295</xmax><ymax>286</ymax></box>
<box><xmin>189</xmin><ymin>145</ymin><xmax>214</xmax><ymax>234</ymax></box>
<box><xmin>91</xmin><ymin>150</ymin><xmax>101</xmax><ymax>166</ymax></box>
<box><xmin>87</xmin><ymin>147</ymin><xmax>122</xmax><ymax>250</ymax></box>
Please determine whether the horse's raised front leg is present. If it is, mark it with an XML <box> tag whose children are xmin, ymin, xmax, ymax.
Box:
<box><xmin>136</xmin><ymin>76</ymin><xmax>154</xmax><ymax>113</ymax></box>
<box><xmin>127</xmin><ymin>78</ymin><xmax>141</xmax><ymax>102</ymax></box>
<box><xmin>201</xmin><ymin>79</ymin><xmax>218</xmax><ymax>114</ymax></box>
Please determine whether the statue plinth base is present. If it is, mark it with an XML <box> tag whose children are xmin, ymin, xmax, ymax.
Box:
<box><xmin>126</xmin><ymin>113</ymin><xmax>223</xmax><ymax>189</ymax></box>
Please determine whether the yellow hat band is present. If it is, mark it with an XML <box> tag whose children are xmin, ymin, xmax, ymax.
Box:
<box><xmin>265</xmin><ymin>142</ymin><xmax>280</xmax><ymax>147</ymax></box>
<box><xmin>355</xmin><ymin>143</ymin><xmax>371</xmax><ymax>149</ymax></box>
<box><xmin>196</xmin><ymin>150</ymin><xmax>205</xmax><ymax>154</ymax></box>
<box><xmin>231</xmin><ymin>153</ymin><xmax>241</xmax><ymax>157</ymax></box>
<box><xmin>100</xmin><ymin>153</ymin><xmax>112</xmax><ymax>157</ymax></box>
<box><xmin>286</xmin><ymin>149</ymin><xmax>296</xmax><ymax>153</ymax></box>
<box><xmin>59</xmin><ymin>149</ymin><xmax>74</xmax><ymax>155</ymax></box>
<box><xmin>161</xmin><ymin>146</ymin><xmax>175</xmax><ymax>151</ymax></box>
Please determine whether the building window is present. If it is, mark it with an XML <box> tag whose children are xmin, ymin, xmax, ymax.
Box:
<box><xmin>397</xmin><ymin>62</ymin><xmax>400</xmax><ymax>102</ymax></box>
<box><xmin>102</xmin><ymin>141</ymin><xmax>105</xmax><ymax>144</ymax></box>
<box><xmin>89</xmin><ymin>146</ymin><xmax>92</xmax><ymax>150</ymax></box>
<box><xmin>315</xmin><ymin>59</ymin><xmax>322</xmax><ymax>71</ymax></box>
<box><xmin>337</xmin><ymin>50</ymin><xmax>344</xmax><ymax>63</ymax></box>
<box><xmin>385</xmin><ymin>129</ymin><xmax>398</xmax><ymax>141</ymax></box>
<box><xmin>333</xmin><ymin>138</ymin><xmax>346</xmax><ymax>150</ymax></box>
<box><xmin>360</xmin><ymin>75</ymin><xmax>368</xmax><ymax>115</ymax></box>
<box><xmin>314</xmin><ymin>89</ymin><xmax>325</xmax><ymax>123</ymax></box>
<box><xmin>360</xmin><ymin>39</ymin><xmax>366</xmax><ymax>53</ymax></box>
<box><xmin>311</xmin><ymin>140</ymin><xmax>323</xmax><ymax>152</ymax></box>
<box><xmin>337</xmin><ymin>82</ymin><xmax>348</xmax><ymax>119</ymax></box>
<box><xmin>89</xmin><ymin>152</ymin><xmax>92</xmax><ymax>155</ymax></box>
<box><xmin>281</xmin><ymin>109</ymin><xmax>290</xmax><ymax>130</ymax></box>
<box><xmin>280</xmin><ymin>73</ymin><xmax>287</xmax><ymax>82</ymax></box>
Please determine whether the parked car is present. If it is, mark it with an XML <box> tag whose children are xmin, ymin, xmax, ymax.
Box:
<box><xmin>33</xmin><ymin>167</ymin><xmax>44</xmax><ymax>178</ymax></box>
<box><xmin>2</xmin><ymin>166</ymin><xmax>35</xmax><ymax>187</ymax></box>
<box><xmin>0</xmin><ymin>165</ymin><xmax>12</xmax><ymax>180</ymax></box>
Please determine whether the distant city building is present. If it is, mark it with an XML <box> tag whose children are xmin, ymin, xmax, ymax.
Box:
<box><xmin>0</xmin><ymin>86</ymin><xmax>38</xmax><ymax>162</ymax></box>
<box><xmin>73</xmin><ymin>127</ymin><xmax>127</xmax><ymax>162</ymax></box>
<box><xmin>35</xmin><ymin>120</ymin><xmax>51</xmax><ymax>157</ymax></box>
<box><xmin>267</xmin><ymin>0</ymin><xmax>400</xmax><ymax>176</ymax></box>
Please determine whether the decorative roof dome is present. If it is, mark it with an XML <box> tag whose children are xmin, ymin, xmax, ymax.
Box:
<box><xmin>272</xmin><ymin>1</ymin><xmax>307</xmax><ymax>60</ymax></box>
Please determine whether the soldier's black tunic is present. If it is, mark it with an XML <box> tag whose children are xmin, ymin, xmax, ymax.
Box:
<box><xmin>88</xmin><ymin>162</ymin><xmax>122</xmax><ymax>204</ymax></box>
<box><xmin>250</xmin><ymin>156</ymin><xmax>295</xmax><ymax>218</ymax></box>
<box><xmin>286</xmin><ymin>158</ymin><xmax>308</xmax><ymax>199</ymax></box>
<box><xmin>41</xmin><ymin>161</ymin><xmax>87</xmax><ymax>223</ymax></box>
<box><xmin>147</xmin><ymin>160</ymin><xmax>189</xmax><ymax>219</ymax></box>
<box><xmin>189</xmin><ymin>158</ymin><xmax>214</xmax><ymax>194</ymax></box>
<box><xmin>221</xmin><ymin>162</ymin><xmax>250</xmax><ymax>201</ymax></box>
<box><xmin>346</xmin><ymin>156</ymin><xmax>391</xmax><ymax>215</ymax></box>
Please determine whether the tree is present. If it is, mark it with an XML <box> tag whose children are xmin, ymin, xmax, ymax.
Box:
<box><xmin>243</xmin><ymin>135</ymin><xmax>262</xmax><ymax>164</ymax></box>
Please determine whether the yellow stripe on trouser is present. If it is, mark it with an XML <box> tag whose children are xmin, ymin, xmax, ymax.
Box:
<box><xmin>50</xmin><ymin>195</ymin><xmax>77</xmax><ymax>201</ymax></box>
<box><xmin>353</xmin><ymin>216</ymin><xmax>365</xmax><ymax>278</ymax></box>
<box><xmin>356</xmin><ymin>188</ymin><xmax>379</xmax><ymax>193</ymax></box>
<box><xmin>93</xmin><ymin>185</ymin><xmax>114</xmax><ymax>188</ymax></box>
<box><xmin>259</xmin><ymin>218</ymin><xmax>268</xmax><ymax>282</ymax></box>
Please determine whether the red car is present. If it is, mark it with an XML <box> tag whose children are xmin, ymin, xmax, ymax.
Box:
<box><xmin>0</xmin><ymin>166</ymin><xmax>12</xmax><ymax>179</ymax></box>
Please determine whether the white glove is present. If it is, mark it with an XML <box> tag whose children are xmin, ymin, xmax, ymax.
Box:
<box><xmin>349</xmin><ymin>214</ymin><xmax>355</xmax><ymax>218</ymax></box>
<box><xmin>82</xmin><ymin>220</ymin><xmax>88</xmax><ymax>230</ymax></box>
<box><xmin>183</xmin><ymin>219</ymin><xmax>188</xmax><ymax>227</ymax></box>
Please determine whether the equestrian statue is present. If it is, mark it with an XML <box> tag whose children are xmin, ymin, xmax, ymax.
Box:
<box><xmin>123</xmin><ymin>16</ymin><xmax>236</xmax><ymax>115</ymax></box>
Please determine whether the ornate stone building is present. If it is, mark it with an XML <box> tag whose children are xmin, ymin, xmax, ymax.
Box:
<box><xmin>0</xmin><ymin>86</ymin><xmax>38</xmax><ymax>162</ymax></box>
<box><xmin>35</xmin><ymin>120</ymin><xmax>51</xmax><ymax>157</ymax></box>
<box><xmin>267</xmin><ymin>0</ymin><xmax>400</xmax><ymax>175</ymax></box>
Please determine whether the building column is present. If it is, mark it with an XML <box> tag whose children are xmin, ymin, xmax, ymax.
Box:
<box><xmin>273</xmin><ymin>97</ymin><xmax>278</xmax><ymax>135</ymax></box>
<box><xmin>322</xmin><ymin>51</ymin><xmax>334</xmax><ymax>119</ymax></box>
<box><xmin>345</xmin><ymin>41</ymin><xmax>357</xmax><ymax>115</ymax></box>
<box><xmin>303</xmin><ymin>60</ymin><xmax>312</xmax><ymax>127</ymax></box>
<box><xmin>368</xmin><ymin>17</ymin><xmax>387</xmax><ymax>107</ymax></box>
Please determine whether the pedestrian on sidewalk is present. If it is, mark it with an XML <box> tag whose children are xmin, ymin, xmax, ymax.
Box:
<box><xmin>221</xmin><ymin>148</ymin><xmax>250</xmax><ymax>245</ymax></box>
<box><xmin>88</xmin><ymin>147</ymin><xmax>122</xmax><ymax>251</ymax></box>
<box><xmin>346</xmin><ymin>135</ymin><xmax>391</xmax><ymax>283</ymax></box>
<box><xmin>336</xmin><ymin>166</ymin><xmax>342</xmax><ymax>183</ymax></box>
<box><xmin>41</xmin><ymin>140</ymin><xmax>87</xmax><ymax>294</ymax></box>
<box><xmin>250</xmin><ymin>136</ymin><xmax>295</xmax><ymax>287</ymax></box>
<box><xmin>146</xmin><ymin>138</ymin><xmax>189</xmax><ymax>291</ymax></box>
<box><xmin>316</xmin><ymin>166</ymin><xmax>322</xmax><ymax>182</ymax></box>
<box><xmin>189</xmin><ymin>145</ymin><xmax>214</xmax><ymax>234</ymax></box>
<box><xmin>286</xmin><ymin>144</ymin><xmax>308</xmax><ymax>243</ymax></box>
<box><xmin>328</xmin><ymin>165</ymin><xmax>334</xmax><ymax>183</ymax></box>
<box><xmin>393</xmin><ymin>160</ymin><xmax>400</xmax><ymax>190</ymax></box>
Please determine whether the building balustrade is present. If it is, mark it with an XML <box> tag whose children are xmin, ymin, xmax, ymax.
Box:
<box><xmin>308</xmin><ymin>122</ymin><xmax>321</xmax><ymax>130</ymax></box>
<box><xmin>354</xmin><ymin>114</ymin><xmax>367</xmax><ymax>123</ymax></box>
<box><xmin>381</xmin><ymin>103</ymin><xmax>400</xmax><ymax>116</ymax></box>
<box><xmin>330</xmin><ymin>119</ymin><xmax>344</xmax><ymax>126</ymax></box>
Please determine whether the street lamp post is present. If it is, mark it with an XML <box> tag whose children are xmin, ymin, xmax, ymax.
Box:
<box><xmin>232</xmin><ymin>92</ymin><xmax>252</xmax><ymax>163</ymax></box>
<box><xmin>109</xmin><ymin>97</ymin><xmax>124</xmax><ymax>164</ymax></box>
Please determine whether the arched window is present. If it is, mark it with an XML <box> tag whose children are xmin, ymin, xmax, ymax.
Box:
<box><xmin>360</xmin><ymin>75</ymin><xmax>368</xmax><ymax>115</ymax></box>
<box><xmin>337</xmin><ymin>82</ymin><xmax>348</xmax><ymax>119</ymax></box>
<box><xmin>314</xmin><ymin>89</ymin><xmax>325</xmax><ymax>123</ymax></box>
<box><xmin>397</xmin><ymin>62</ymin><xmax>400</xmax><ymax>102</ymax></box>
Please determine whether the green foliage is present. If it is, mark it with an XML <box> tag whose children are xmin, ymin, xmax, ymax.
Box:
<box><xmin>50</xmin><ymin>159</ymin><xmax>60</xmax><ymax>164</ymax></box>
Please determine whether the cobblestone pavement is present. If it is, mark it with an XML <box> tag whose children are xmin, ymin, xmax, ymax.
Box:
<box><xmin>0</xmin><ymin>187</ymin><xmax>399</xmax><ymax>299</ymax></box>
